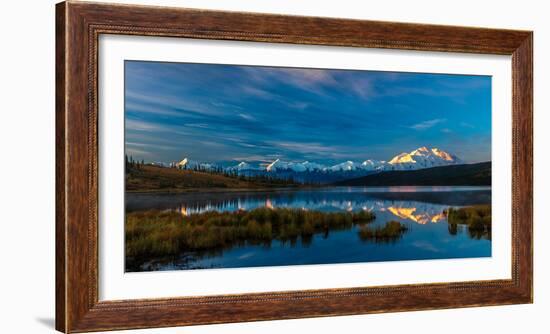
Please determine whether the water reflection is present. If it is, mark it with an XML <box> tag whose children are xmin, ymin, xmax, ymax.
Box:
<box><xmin>126</xmin><ymin>186</ymin><xmax>491</xmax><ymax>214</ymax></box>
<box><xmin>126</xmin><ymin>186</ymin><xmax>492</xmax><ymax>271</ymax></box>
<box><xmin>174</xmin><ymin>200</ymin><xmax>451</xmax><ymax>225</ymax></box>
<box><xmin>386</xmin><ymin>206</ymin><xmax>446</xmax><ymax>224</ymax></box>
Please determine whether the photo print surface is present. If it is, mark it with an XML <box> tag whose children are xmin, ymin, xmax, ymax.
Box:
<box><xmin>124</xmin><ymin>60</ymin><xmax>492</xmax><ymax>272</ymax></box>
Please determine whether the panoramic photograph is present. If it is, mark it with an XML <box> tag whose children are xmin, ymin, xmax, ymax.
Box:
<box><xmin>124</xmin><ymin>60</ymin><xmax>492</xmax><ymax>272</ymax></box>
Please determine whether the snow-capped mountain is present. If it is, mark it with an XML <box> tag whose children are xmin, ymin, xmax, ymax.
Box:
<box><xmin>266</xmin><ymin>159</ymin><xmax>292</xmax><ymax>172</ymax></box>
<box><xmin>327</xmin><ymin>161</ymin><xmax>362</xmax><ymax>172</ymax></box>
<box><xmin>266</xmin><ymin>159</ymin><xmax>325</xmax><ymax>172</ymax></box>
<box><xmin>258</xmin><ymin>147</ymin><xmax>460</xmax><ymax>173</ymax></box>
<box><xmin>387</xmin><ymin>146</ymin><xmax>462</xmax><ymax>170</ymax></box>
<box><xmin>175</xmin><ymin>157</ymin><xmax>217</xmax><ymax>171</ymax></box>
<box><xmin>301</xmin><ymin>161</ymin><xmax>326</xmax><ymax>171</ymax></box>
<box><xmin>227</xmin><ymin>161</ymin><xmax>259</xmax><ymax>171</ymax></box>
<box><xmin>361</xmin><ymin>159</ymin><xmax>388</xmax><ymax>171</ymax></box>
<box><xmin>175</xmin><ymin>158</ymin><xmax>189</xmax><ymax>168</ymax></box>
<box><xmin>169</xmin><ymin>147</ymin><xmax>462</xmax><ymax>176</ymax></box>
<box><xmin>260</xmin><ymin>147</ymin><xmax>460</xmax><ymax>173</ymax></box>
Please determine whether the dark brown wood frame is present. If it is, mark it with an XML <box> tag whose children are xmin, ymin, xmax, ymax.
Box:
<box><xmin>56</xmin><ymin>1</ymin><xmax>533</xmax><ymax>332</ymax></box>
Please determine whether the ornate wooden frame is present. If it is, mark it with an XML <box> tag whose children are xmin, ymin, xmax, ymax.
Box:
<box><xmin>56</xmin><ymin>1</ymin><xmax>533</xmax><ymax>332</ymax></box>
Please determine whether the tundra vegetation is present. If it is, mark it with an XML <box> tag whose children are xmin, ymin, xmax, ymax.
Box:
<box><xmin>446</xmin><ymin>204</ymin><xmax>491</xmax><ymax>240</ymax></box>
<box><xmin>125</xmin><ymin>164</ymin><xmax>303</xmax><ymax>192</ymax></box>
<box><xmin>358</xmin><ymin>220</ymin><xmax>409</xmax><ymax>243</ymax></box>
<box><xmin>125</xmin><ymin>207</ymin><xmax>376</xmax><ymax>266</ymax></box>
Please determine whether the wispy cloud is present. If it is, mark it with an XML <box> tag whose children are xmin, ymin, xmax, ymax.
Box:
<box><xmin>126</xmin><ymin>141</ymin><xmax>176</xmax><ymax>151</ymax></box>
<box><xmin>375</xmin><ymin>75</ymin><xmax>489</xmax><ymax>104</ymax></box>
<box><xmin>184</xmin><ymin>123</ymin><xmax>211</xmax><ymax>129</ymax></box>
<box><xmin>125</xmin><ymin>101</ymin><xmax>185</xmax><ymax>118</ymax></box>
<box><xmin>242</xmin><ymin>67</ymin><xmax>338</xmax><ymax>97</ymax></box>
<box><xmin>239</xmin><ymin>85</ymin><xmax>310</xmax><ymax>110</ymax></box>
<box><xmin>460</xmin><ymin>122</ymin><xmax>475</xmax><ymax>128</ymax></box>
<box><xmin>124</xmin><ymin>61</ymin><xmax>491</xmax><ymax>163</ymax></box>
<box><xmin>125</xmin><ymin>147</ymin><xmax>151</xmax><ymax>157</ymax></box>
<box><xmin>348</xmin><ymin>78</ymin><xmax>375</xmax><ymax>100</ymax></box>
<box><xmin>273</xmin><ymin>68</ymin><xmax>338</xmax><ymax>95</ymax></box>
<box><xmin>410</xmin><ymin>118</ymin><xmax>446</xmax><ymax>130</ymax></box>
<box><xmin>210</xmin><ymin>101</ymin><xmax>243</xmax><ymax>110</ymax></box>
<box><xmin>240</xmin><ymin>86</ymin><xmax>275</xmax><ymax>99</ymax></box>
<box><xmin>238</xmin><ymin>113</ymin><xmax>255</xmax><ymax>121</ymax></box>
<box><xmin>232</xmin><ymin>155</ymin><xmax>273</xmax><ymax>162</ymax></box>
<box><xmin>126</xmin><ymin>119</ymin><xmax>171</xmax><ymax>132</ymax></box>
<box><xmin>272</xmin><ymin>141</ymin><xmax>339</xmax><ymax>155</ymax></box>
<box><xmin>126</xmin><ymin>89</ymin><xmax>221</xmax><ymax>117</ymax></box>
<box><xmin>266</xmin><ymin>141</ymin><xmax>369</xmax><ymax>160</ymax></box>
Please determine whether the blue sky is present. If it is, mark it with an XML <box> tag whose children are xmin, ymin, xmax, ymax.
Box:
<box><xmin>125</xmin><ymin>60</ymin><xmax>491</xmax><ymax>165</ymax></box>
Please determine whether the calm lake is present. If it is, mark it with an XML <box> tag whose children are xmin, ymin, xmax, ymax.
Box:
<box><xmin>126</xmin><ymin>186</ymin><xmax>491</xmax><ymax>271</ymax></box>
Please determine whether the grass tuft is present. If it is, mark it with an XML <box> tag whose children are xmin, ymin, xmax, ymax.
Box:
<box><xmin>446</xmin><ymin>204</ymin><xmax>491</xmax><ymax>240</ymax></box>
<box><xmin>358</xmin><ymin>220</ymin><xmax>408</xmax><ymax>243</ymax></box>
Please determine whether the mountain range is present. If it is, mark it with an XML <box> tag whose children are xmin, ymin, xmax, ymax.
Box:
<box><xmin>172</xmin><ymin>146</ymin><xmax>464</xmax><ymax>174</ymax></box>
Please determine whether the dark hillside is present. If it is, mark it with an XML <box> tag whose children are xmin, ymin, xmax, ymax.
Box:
<box><xmin>126</xmin><ymin>165</ymin><xmax>300</xmax><ymax>192</ymax></box>
<box><xmin>333</xmin><ymin>162</ymin><xmax>491</xmax><ymax>186</ymax></box>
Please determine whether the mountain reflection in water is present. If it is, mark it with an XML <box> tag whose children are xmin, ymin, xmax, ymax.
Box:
<box><xmin>176</xmin><ymin>201</ymin><xmax>449</xmax><ymax>225</ymax></box>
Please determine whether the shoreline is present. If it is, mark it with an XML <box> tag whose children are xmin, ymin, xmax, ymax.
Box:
<box><xmin>126</xmin><ymin>184</ymin><xmax>491</xmax><ymax>195</ymax></box>
<box><xmin>125</xmin><ymin>185</ymin><xmax>317</xmax><ymax>194</ymax></box>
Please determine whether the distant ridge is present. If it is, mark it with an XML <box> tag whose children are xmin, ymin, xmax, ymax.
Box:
<box><xmin>132</xmin><ymin>147</ymin><xmax>477</xmax><ymax>185</ymax></box>
<box><xmin>161</xmin><ymin>146</ymin><xmax>463</xmax><ymax>174</ymax></box>
<box><xmin>332</xmin><ymin>162</ymin><xmax>491</xmax><ymax>186</ymax></box>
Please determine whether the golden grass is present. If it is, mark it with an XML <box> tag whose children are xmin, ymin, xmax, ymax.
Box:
<box><xmin>358</xmin><ymin>221</ymin><xmax>408</xmax><ymax>243</ymax></box>
<box><xmin>446</xmin><ymin>204</ymin><xmax>491</xmax><ymax>239</ymax></box>
<box><xmin>125</xmin><ymin>208</ymin><xmax>376</xmax><ymax>260</ymax></box>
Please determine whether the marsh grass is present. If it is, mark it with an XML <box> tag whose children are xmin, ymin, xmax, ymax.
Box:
<box><xmin>358</xmin><ymin>220</ymin><xmax>408</xmax><ymax>243</ymax></box>
<box><xmin>446</xmin><ymin>204</ymin><xmax>491</xmax><ymax>240</ymax></box>
<box><xmin>125</xmin><ymin>208</ymin><xmax>376</xmax><ymax>264</ymax></box>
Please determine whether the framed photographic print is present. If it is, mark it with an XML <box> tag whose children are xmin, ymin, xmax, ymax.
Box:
<box><xmin>56</xmin><ymin>1</ymin><xmax>533</xmax><ymax>332</ymax></box>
